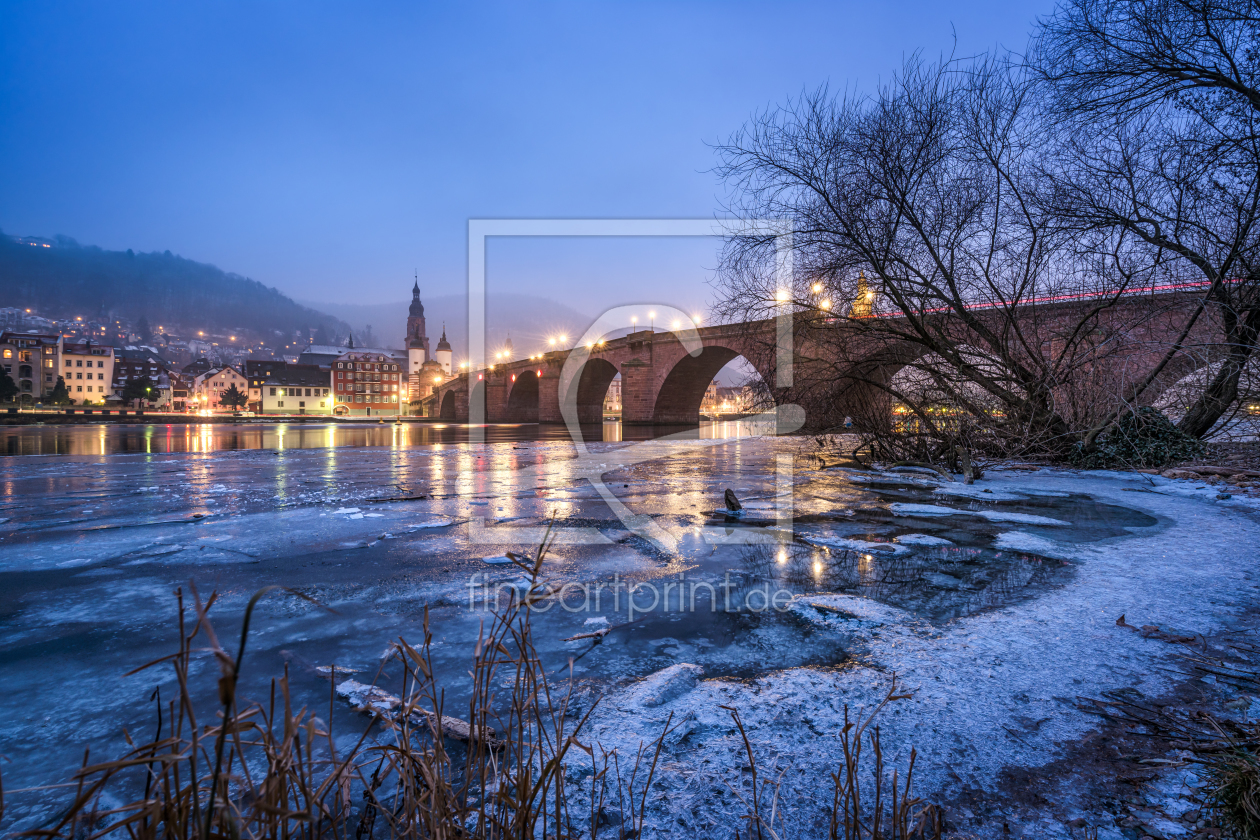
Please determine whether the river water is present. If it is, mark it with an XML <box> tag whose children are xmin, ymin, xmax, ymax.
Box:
<box><xmin>0</xmin><ymin>421</ymin><xmax>1159</xmax><ymax>828</ymax></box>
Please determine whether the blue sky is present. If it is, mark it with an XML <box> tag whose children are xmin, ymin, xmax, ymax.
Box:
<box><xmin>1</xmin><ymin>0</ymin><xmax>1048</xmax><ymax>316</ymax></box>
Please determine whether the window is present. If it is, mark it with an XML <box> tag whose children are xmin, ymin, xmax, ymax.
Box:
<box><xmin>76</xmin><ymin>360</ymin><xmax>83</xmax><ymax>367</ymax></box>
<box><xmin>320</xmin><ymin>401</ymin><xmax>326</xmax><ymax>408</ymax></box>
<box><xmin>76</xmin><ymin>385</ymin><xmax>82</xmax><ymax>392</ymax></box>
<box><xmin>76</xmin><ymin>372</ymin><xmax>82</xmax><ymax>379</ymax></box>
<box><xmin>2</xmin><ymin>350</ymin><xmax>9</xmax><ymax>358</ymax></box>
<box><xmin>269</xmin><ymin>387</ymin><xmax>276</xmax><ymax>396</ymax></box>
<box><xmin>97</xmin><ymin>361</ymin><xmax>103</xmax><ymax>368</ymax></box>
<box><xmin>277</xmin><ymin>401</ymin><xmax>284</xmax><ymax>407</ymax></box>
<box><xmin>299</xmin><ymin>401</ymin><xmax>305</xmax><ymax>408</ymax></box>
<box><xmin>304</xmin><ymin>388</ymin><xmax>311</xmax><ymax>397</ymax></box>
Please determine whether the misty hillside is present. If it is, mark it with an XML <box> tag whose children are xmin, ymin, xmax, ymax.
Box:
<box><xmin>300</xmin><ymin>293</ymin><xmax>594</xmax><ymax>358</ymax></box>
<box><xmin>0</xmin><ymin>233</ymin><xmax>349</xmax><ymax>341</ymax></box>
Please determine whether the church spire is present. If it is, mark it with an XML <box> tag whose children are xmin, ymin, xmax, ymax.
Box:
<box><xmin>413</xmin><ymin>269</ymin><xmax>419</xmax><ymax>298</ymax></box>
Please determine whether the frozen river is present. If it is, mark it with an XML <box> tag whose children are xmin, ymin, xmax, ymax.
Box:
<box><xmin>3</xmin><ymin>421</ymin><xmax>1254</xmax><ymax>835</ymax></box>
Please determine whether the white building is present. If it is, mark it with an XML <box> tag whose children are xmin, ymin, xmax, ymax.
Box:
<box><xmin>60</xmin><ymin>340</ymin><xmax>115</xmax><ymax>405</ymax></box>
<box><xmin>191</xmin><ymin>365</ymin><xmax>249</xmax><ymax>412</ymax></box>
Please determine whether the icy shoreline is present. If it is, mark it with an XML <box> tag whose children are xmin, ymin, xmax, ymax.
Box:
<box><xmin>568</xmin><ymin>463</ymin><xmax>1260</xmax><ymax>838</ymax></box>
<box><xmin>2</xmin><ymin>434</ymin><xmax>1259</xmax><ymax>836</ymax></box>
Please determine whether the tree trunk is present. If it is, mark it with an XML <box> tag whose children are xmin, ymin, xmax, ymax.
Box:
<box><xmin>1177</xmin><ymin>308</ymin><xmax>1260</xmax><ymax>438</ymax></box>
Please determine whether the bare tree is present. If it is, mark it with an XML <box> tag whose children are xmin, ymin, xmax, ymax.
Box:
<box><xmin>1033</xmin><ymin>0</ymin><xmax>1260</xmax><ymax>437</ymax></box>
<box><xmin>713</xmin><ymin>54</ymin><xmax>1151</xmax><ymax>459</ymax></box>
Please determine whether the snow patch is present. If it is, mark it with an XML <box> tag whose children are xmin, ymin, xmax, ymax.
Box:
<box><xmin>619</xmin><ymin>664</ymin><xmax>703</xmax><ymax>708</ymax></box>
<box><xmin>801</xmin><ymin>535</ymin><xmax>909</xmax><ymax>554</ymax></box>
<box><xmin>890</xmin><ymin>502</ymin><xmax>1068</xmax><ymax>525</ymax></box>
<box><xmin>994</xmin><ymin>531</ymin><xmax>1074</xmax><ymax>558</ymax></box>
<box><xmin>789</xmin><ymin>593</ymin><xmax>916</xmax><ymax>629</ymax></box>
<box><xmin>895</xmin><ymin>533</ymin><xmax>954</xmax><ymax>546</ymax></box>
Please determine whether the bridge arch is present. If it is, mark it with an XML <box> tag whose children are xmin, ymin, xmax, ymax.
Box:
<box><xmin>506</xmin><ymin>370</ymin><xmax>540</xmax><ymax>422</ymax></box>
<box><xmin>1152</xmin><ymin>357</ymin><xmax>1260</xmax><ymax>438</ymax></box>
<box><xmin>650</xmin><ymin>346</ymin><xmax>772</xmax><ymax>425</ymax></box>
<box><xmin>563</xmin><ymin>357</ymin><xmax>620</xmax><ymax>424</ymax></box>
<box><xmin>439</xmin><ymin>390</ymin><xmax>457</xmax><ymax>421</ymax></box>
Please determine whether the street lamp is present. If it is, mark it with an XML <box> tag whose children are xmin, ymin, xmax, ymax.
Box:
<box><xmin>648</xmin><ymin>311</ymin><xmax>656</xmax><ymax>331</ymax></box>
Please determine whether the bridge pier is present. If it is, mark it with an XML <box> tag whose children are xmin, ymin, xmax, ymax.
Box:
<box><xmin>620</xmin><ymin>358</ymin><xmax>658</xmax><ymax>425</ymax></box>
<box><xmin>538</xmin><ymin>369</ymin><xmax>562</xmax><ymax>424</ymax></box>
<box><xmin>484</xmin><ymin>372</ymin><xmax>509</xmax><ymax>423</ymax></box>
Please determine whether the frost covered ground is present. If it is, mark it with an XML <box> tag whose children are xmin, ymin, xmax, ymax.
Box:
<box><xmin>1</xmin><ymin>423</ymin><xmax>1258</xmax><ymax>836</ymax></box>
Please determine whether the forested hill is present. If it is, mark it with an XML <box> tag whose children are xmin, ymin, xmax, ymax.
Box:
<box><xmin>0</xmin><ymin>233</ymin><xmax>349</xmax><ymax>341</ymax></box>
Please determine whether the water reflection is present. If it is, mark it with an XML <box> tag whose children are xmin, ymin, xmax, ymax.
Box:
<box><xmin>736</xmin><ymin>541</ymin><xmax>1072</xmax><ymax>622</ymax></box>
<box><xmin>1</xmin><ymin>418</ymin><xmax>777</xmax><ymax>456</ymax></box>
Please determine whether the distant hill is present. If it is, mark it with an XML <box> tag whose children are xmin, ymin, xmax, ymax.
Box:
<box><xmin>299</xmin><ymin>293</ymin><xmax>594</xmax><ymax>358</ymax></box>
<box><xmin>0</xmin><ymin>233</ymin><xmax>349</xmax><ymax>342</ymax></box>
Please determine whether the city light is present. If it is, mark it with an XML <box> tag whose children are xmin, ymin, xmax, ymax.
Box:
<box><xmin>672</xmin><ymin>319</ymin><xmax>681</xmax><ymax>330</ymax></box>
<box><xmin>820</xmin><ymin>299</ymin><xmax>832</xmax><ymax>310</ymax></box>
<box><xmin>812</xmin><ymin>282</ymin><xmax>823</xmax><ymax>293</ymax></box>
<box><xmin>693</xmin><ymin>314</ymin><xmax>702</xmax><ymax>324</ymax></box>
<box><xmin>775</xmin><ymin>289</ymin><xmax>790</xmax><ymax>302</ymax></box>
<box><xmin>559</xmin><ymin>334</ymin><xmax>567</xmax><ymax>343</ymax></box>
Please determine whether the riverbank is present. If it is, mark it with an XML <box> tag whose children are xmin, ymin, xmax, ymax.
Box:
<box><xmin>1</xmin><ymin>435</ymin><xmax>1257</xmax><ymax>836</ymax></box>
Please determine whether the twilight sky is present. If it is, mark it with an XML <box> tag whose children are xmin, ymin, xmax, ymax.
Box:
<box><xmin>1</xmin><ymin>0</ymin><xmax>1047</xmax><ymax>317</ymax></box>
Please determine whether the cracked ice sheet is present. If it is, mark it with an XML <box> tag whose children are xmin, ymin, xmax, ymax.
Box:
<box><xmin>567</xmin><ymin>465</ymin><xmax>1260</xmax><ymax>839</ymax></box>
<box><xmin>3</xmin><ymin>432</ymin><xmax>1256</xmax><ymax>836</ymax></box>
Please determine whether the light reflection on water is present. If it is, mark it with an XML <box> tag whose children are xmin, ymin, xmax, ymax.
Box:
<box><xmin>1</xmin><ymin>418</ymin><xmax>778</xmax><ymax>456</ymax></box>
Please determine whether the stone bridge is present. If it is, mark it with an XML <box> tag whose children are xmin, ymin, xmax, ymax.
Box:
<box><xmin>427</xmin><ymin>287</ymin><xmax>1224</xmax><ymax>429</ymax></box>
<box><xmin>430</xmin><ymin>321</ymin><xmax>778</xmax><ymax>426</ymax></box>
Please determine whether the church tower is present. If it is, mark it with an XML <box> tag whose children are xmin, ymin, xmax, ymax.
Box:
<box><xmin>435</xmin><ymin>324</ymin><xmax>452</xmax><ymax>376</ymax></box>
<box><xmin>407</xmin><ymin>276</ymin><xmax>430</xmax><ymax>379</ymax></box>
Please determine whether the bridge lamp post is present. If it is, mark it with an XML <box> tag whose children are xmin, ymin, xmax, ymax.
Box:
<box><xmin>631</xmin><ymin>316</ymin><xmax>638</xmax><ymax>331</ymax></box>
<box><xmin>672</xmin><ymin>319</ymin><xmax>681</xmax><ymax>331</ymax></box>
<box><xmin>693</xmin><ymin>314</ymin><xmax>702</xmax><ymax>325</ymax></box>
<box><xmin>559</xmin><ymin>334</ymin><xmax>568</xmax><ymax>345</ymax></box>
<box><xmin>648</xmin><ymin>311</ymin><xmax>656</xmax><ymax>332</ymax></box>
